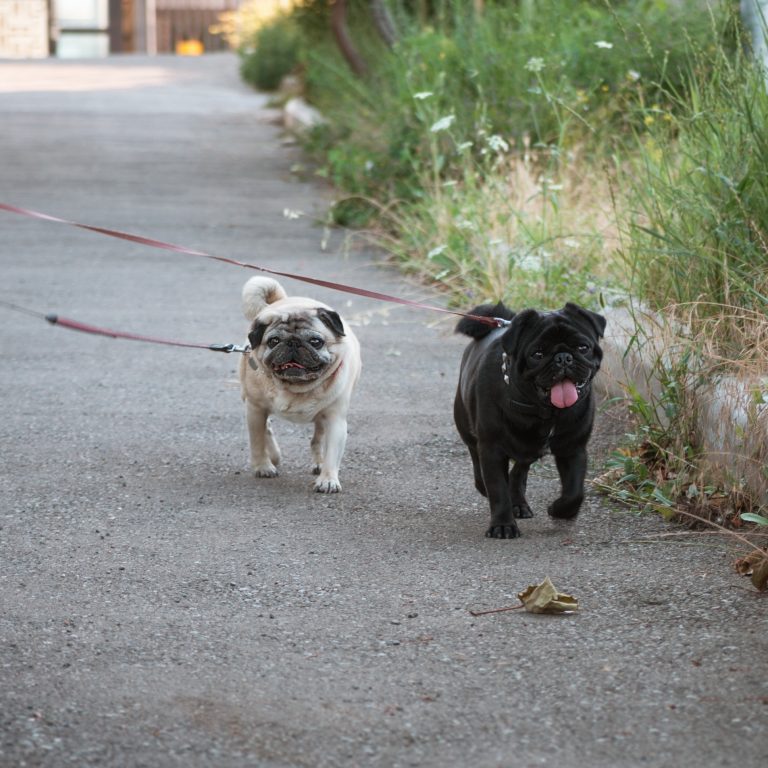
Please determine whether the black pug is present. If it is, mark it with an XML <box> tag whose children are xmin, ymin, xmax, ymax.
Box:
<box><xmin>453</xmin><ymin>301</ymin><xmax>606</xmax><ymax>539</ymax></box>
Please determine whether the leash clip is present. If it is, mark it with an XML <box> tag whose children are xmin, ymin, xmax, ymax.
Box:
<box><xmin>208</xmin><ymin>343</ymin><xmax>250</xmax><ymax>354</ymax></box>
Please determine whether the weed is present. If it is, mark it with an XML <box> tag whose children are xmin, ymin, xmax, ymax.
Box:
<box><xmin>623</xmin><ymin>23</ymin><xmax>768</xmax><ymax>336</ymax></box>
<box><xmin>595</xmin><ymin>302</ymin><xmax>768</xmax><ymax>528</ymax></box>
<box><xmin>374</xmin><ymin>138</ymin><xmax>619</xmax><ymax>310</ymax></box>
<box><xmin>296</xmin><ymin>1</ymin><xmax>725</xmax><ymax>210</ymax></box>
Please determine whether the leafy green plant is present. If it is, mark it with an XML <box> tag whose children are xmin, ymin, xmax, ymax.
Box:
<box><xmin>741</xmin><ymin>512</ymin><xmax>768</xmax><ymax>526</ymax></box>
<box><xmin>624</xmin><ymin>25</ymin><xmax>768</xmax><ymax>338</ymax></box>
<box><xmin>593</xmin><ymin>325</ymin><xmax>768</xmax><ymax>533</ymax></box>
<box><xmin>240</xmin><ymin>13</ymin><xmax>301</xmax><ymax>91</ymax></box>
<box><xmin>297</xmin><ymin>1</ymin><xmax>727</xmax><ymax>208</ymax></box>
<box><xmin>596</xmin><ymin>357</ymin><xmax>701</xmax><ymax>518</ymax></box>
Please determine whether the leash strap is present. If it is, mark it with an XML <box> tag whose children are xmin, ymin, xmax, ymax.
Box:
<box><xmin>0</xmin><ymin>300</ymin><xmax>247</xmax><ymax>353</ymax></box>
<box><xmin>0</xmin><ymin>202</ymin><xmax>509</xmax><ymax>328</ymax></box>
<box><xmin>45</xmin><ymin>313</ymin><xmax>248</xmax><ymax>353</ymax></box>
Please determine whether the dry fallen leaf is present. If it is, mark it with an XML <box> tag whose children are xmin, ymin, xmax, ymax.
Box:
<box><xmin>735</xmin><ymin>550</ymin><xmax>768</xmax><ymax>591</ymax></box>
<box><xmin>469</xmin><ymin>576</ymin><xmax>579</xmax><ymax>616</ymax></box>
<box><xmin>518</xmin><ymin>576</ymin><xmax>579</xmax><ymax>614</ymax></box>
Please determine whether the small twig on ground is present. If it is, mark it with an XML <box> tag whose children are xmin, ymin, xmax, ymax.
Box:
<box><xmin>674</xmin><ymin>508</ymin><xmax>768</xmax><ymax>554</ymax></box>
<box><xmin>469</xmin><ymin>604</ymin><xmax>525</xmax><ymax>617</ymax></box>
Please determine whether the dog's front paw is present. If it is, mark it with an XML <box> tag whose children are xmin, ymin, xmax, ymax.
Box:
<box><xmin>314</xmin><ymin>477</ymin><xmax>341</xmax><ymax>494</ymax></box>
<box><xmin>485</xmin><ymin>523</ymin><xmax>521</xmax><ymax>539</ymax></box>
<box><xmin>253</xmin><ymin>463</ymin><xmax>279</xmax><ymax>478</ymax></box>
<box><xmin>548</xmin><ymin>495</ymin><xmax>582</xmax><ymax>519</ymax></box>
<box><xmin>512</xmin><ymin>503</ymin><xmax>534</xmax><ymax>519</ymax></box>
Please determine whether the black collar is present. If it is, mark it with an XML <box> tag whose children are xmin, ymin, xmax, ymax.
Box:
<box><xmin>501</xmin><ymin>351</ymin><xmax>554</xmax><ymax>418</ymax></box>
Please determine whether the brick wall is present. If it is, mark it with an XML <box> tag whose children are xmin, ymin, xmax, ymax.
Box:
<box><xmin>0</xmin><ymin>0</ymin><xmax>49</xmax><ymax>58</ymax></box>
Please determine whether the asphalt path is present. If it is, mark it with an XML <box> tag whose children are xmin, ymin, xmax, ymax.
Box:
<box><xmin>1</xmin><ymin>54</ymin><xmax>766</xmax><ymax>768</ymax></box>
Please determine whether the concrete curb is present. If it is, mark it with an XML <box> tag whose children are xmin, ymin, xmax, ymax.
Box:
<box><xmin>283</xmin><ymin>96</ymin><xmax>325</xmax><ymax>133</ymax></box>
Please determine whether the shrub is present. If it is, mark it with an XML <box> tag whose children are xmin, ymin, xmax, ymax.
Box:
<box><xmin>297</xmin><ymin>0</ymin><xmax>729</xmax><ymax>207</ymax></box>
<box><xmin>240</xmin><ymin>14</ymin><xmax>301</xmax><ymax>91</ymax></box>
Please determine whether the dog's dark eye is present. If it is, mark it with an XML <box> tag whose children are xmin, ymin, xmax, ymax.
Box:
<box><xmin>577</xmin><ymin>344</ymin><xmax>591</xmax><ymax>353</ymax></box>
<box><xmin>309</xmin><ymin>337</ymin><xmax>325</xmax><ymax>349</ymax></box>
<box><xmin>266</xmin><ymin>337</ymin><xmax>280</xmax><ymax>349</ymax></box>
<box><xmin>531</xmin><ymin>349</ymin><xmax>544</xmax><ymax>360</ymax></box>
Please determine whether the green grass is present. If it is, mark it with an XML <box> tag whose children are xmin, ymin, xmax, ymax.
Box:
<box><xmin>290</xmin><ymin>0</ymin><xmax>736</xmax><ymax>312</ymax></box>
<box><xmin>624</xmin><ymin>37</ymin><xmax>768</xmax><ymax>330</ymax></box>
<box><xmin>299</xmin><ymin>1</ymin><xmax>729</xmax><ymax>203</ymax></box>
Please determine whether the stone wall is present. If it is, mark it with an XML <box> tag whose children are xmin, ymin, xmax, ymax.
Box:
<box><xmin>0</xmin><ymin>0</ymin><xmax>48</xmax><ymax>58</ymax></box>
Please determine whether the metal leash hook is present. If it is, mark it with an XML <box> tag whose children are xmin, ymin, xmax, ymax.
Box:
<box><xmin>208</xmin><ymin>343</ymin><xmax>250</xmax><ymax>354</ymax></box>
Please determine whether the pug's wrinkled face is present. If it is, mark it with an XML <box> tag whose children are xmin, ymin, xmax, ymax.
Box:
<box><xmin>504</xmin><ymin>303</ymin><xmax>606</xmax><ymax>410</ymax></box>
<box><xmin>249</xmin><ymin>308</ymin><xmax>344</xmax><ymax>383</ymax></box>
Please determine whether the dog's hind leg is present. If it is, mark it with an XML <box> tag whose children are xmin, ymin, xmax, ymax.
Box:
<box><xmin>468</xmin><ymin>442</ymin><xmax>487</xmax><ymax>497</ymax></box>
<box><xmin>548</xmin><ymin>449</ymin><xmax>586</xmax><ymax>518</ymax></box>
<box><xmin>509</xmin><ymin>460</ymin><xmax>534</xmax><ymax>518</ymax></box>
<box><xmin>266</xmin><ymin>422</ymin><xmax>281</xmax><ymax>467</ymax></box>
<box><xmin>454</xmin><ymin>393</ymin><xmax>486</xmax><ymax>496</ymax></box>
<box><xmin>313</xmin><ymin>412</ymin><xmax>347</xmax><ymax>493</ymax></box>
<box><xmin>310</xmin><ymin>420</ymin><xmax>325</xmax><ymax>475</ymax></box>
<box><xmin>246</xmin><ymin>401</ymin><xmax>281</xmax><ymax>477</ymax></box>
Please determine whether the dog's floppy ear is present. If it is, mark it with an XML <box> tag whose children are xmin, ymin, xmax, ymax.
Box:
<box><xmin>563</xmin><ymin>302</ymin><xmax>607</xmax><ymax>339</ymax></box>
<box><xmin>248</xmin><ymin>321</ymin><xmax>269</xmax><ymax>349</ymax></box>
<box><xmin>316</xmin><ymin>308</ymin><xmax>346</xmax><ymax>338</ymax></box>
<box><xmin>501</xmin><ymin>309</ymin><xmax>539</xmax><ymax>360</ymax></box>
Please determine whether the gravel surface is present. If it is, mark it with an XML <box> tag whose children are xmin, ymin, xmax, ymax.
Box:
<box><xmin>0</xmin><ymin>54</ymin><xmax>766</xmax><ymax>768</ymax></box>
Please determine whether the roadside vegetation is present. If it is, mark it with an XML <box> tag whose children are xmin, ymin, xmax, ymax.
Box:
<box><xmin>232</xmin><ymin>0</ymin><xmax>768</xmax><ymax>578</ymax></box>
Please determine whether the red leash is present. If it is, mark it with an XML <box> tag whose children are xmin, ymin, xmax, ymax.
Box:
<box><xmin>45</xmin><ymin>314</ymin><xmax>248</xmax><ymax>353</ymax></box>
<box><xmin>0</xmin><ymin>202</ymin><xmax>507</xmax><ymax>328</ymax></box>
<box><xmin>0</xmin><ymin>300</ymin><xmax>247</xmax><ymax>353</ymax></box>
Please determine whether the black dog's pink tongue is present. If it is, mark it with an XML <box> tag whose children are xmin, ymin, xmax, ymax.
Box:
<box><xmin>550</xmin><ymin>379</ymin><xmax>579</xmax><ymax>409</ymax></box>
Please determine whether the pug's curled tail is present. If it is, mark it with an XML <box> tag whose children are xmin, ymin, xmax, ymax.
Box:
<box><xmin>242</xmin><ymin>276</ymin><xmax>288</xmax><ymax>321</ymax></box>
<box><xmin>455</xmin><ymin>302</ymin><xmax>515</xmax><ymax>340</ymax></box>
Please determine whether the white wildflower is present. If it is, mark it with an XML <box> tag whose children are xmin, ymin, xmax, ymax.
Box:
<box><xmin>413</xmin><ymin>91</ymin><xmax>434</xmax><ymax>100</ymax></box>
<box><xmin>594</xmin><ymin>40</ymin><xmax>613</xmax><ymax>49</ymax></box>
<box><xmin>525</xmin><ymin>57</ymin><xmax>545</xmax><ymax>73</ymax></box>
<box><xmin>486</xmin><ymin>134</ymin><xmax>509</xmax><ymax>154</ymax></box>
<box><xmin>627</xmin><ymin>69</ymin><xmax>641</xmax><ymax>82</ymax></box>
<box><xmin>427</xmin><ymin>245</ymin><xmax>448</xmax><ymax>260</ymax></box>
<box><xmin>430</xmin><ymin>114</ymin><xmax>456</xmax><ymax>133</ymax></box>
<box><xmin>456</xmin><ymin>141</ymin><xmax>474</xmax><ymax>152</ymax></box>
<box><xmin>455</xmin><ymin>219</ymin><xmax>478</xmax><ymax>232</ymax></box>
<box><xmin>517</xmin><ymin>252</ymin><xmax>544</xmax><ymax>272</ymax></box>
